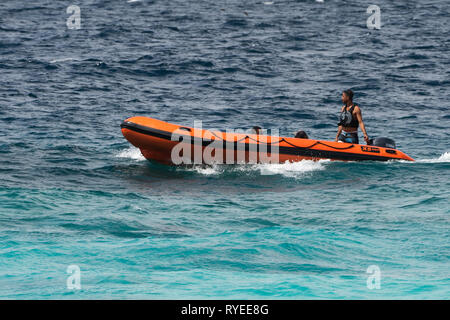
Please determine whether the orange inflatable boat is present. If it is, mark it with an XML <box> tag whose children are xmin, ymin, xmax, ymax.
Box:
<box><xmin>121</xmin><ymin>116</ymin><xmax>414</xmax><ymax>164</ymax></box>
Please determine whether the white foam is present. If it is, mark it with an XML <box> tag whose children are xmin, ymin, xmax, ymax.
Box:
<box><xmin>191</xmin><ymin>165</ymin><xmax>223</xmax><ymax>175</ymax></box>
<box><xmin>416</xmin><ymin>152</ymin><xmax>450</xmax><ymax>163</ymax></box>
<box><xmin>187</xmin><ymin>160</ymin><xmax>328</xmax><ymax>178</ymax></box>
<box><xmin>50</xmin><ymin>57</ymin><xmax>78</xmax><ymax>64</ymax></box>
<box><xmin>116</xmin><ymin>147</ymin><xmax>145</xmax><ymax>161</ymax></box>
<box><xmin>254</xmin><ymin>160</ymin><xmax>328</xmax><ymax>178</ymax></box>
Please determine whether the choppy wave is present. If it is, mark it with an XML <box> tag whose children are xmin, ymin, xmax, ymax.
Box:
<box><xmin>116</xmin><ymin>148</ymin><xmax>450</xmax><ymax>175</ymax></box>
<box><xmin>49</xmin><ymin>57</ymin><xmax>79</xmax><ymax>64</ymax></box>
<box><xmin>393</xmin><ymin>152</ymin><xmax>450</xmax><ymax>164</ymax></box>
<box><xmin>416</xmin><ymin>152</ymin><xmax>450</xmax><ymax>163</ymax></box>
<box><xmin>116</xmin><ymin>146</ymin><xmax>328</xmax><ymax>177</ymax></box>
<box><xmin>251</xmin><ymin>159</ymin><xmax>328</xmax><ymax>177</ymax></box>
<box><xmin>190</xmin><ymin>165</ymin><xmax>223</xmax><ymax>175</ymax></box>
<box><xmin>180</xmin><ymin>159</ymin><xmax>328</xmax><ymax>179</ymax></box>
<box><xmin>116</xmin><ymin>147</ymin><xmax>145</xmax><ymax>161</ymax></box>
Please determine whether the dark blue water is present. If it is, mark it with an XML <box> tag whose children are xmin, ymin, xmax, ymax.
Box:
<box><xmin>0</xmin><ymin>0</ymin><xmax>449</xmax><ymax>299</ymax></box>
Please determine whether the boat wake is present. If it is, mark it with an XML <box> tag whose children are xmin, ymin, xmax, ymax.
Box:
<box><xmin>391</xmin><ymin>152</ymin><xmax>450</xmax><ymax>164</ymax></box>
<box><xmin>116</xmin><ymin>146</ymin><xmax>449</xmax><ymax>181</ymax></box>
<box><xmin>415</xmin><ymin>152</ymin><xmax>450</xmax><ymax>163</ymax></box>
<box><xmin>186</xmin><ymin>159</ymin><xmax>328</xmax><ymax>178</ymax></box>
<box><xmin>251</xmin><ymin>159</ymin><xmax>329</xmax><ymax>177</ymax></box>
<box><xmin>116</xmin><ymin>147</ymin><xmax>145</xmax><ymax>161</ymax></box>
<box><xmin>116</xmin><ymin>146</ymin><xmax>329</xmax><ymax>177</ymax></box>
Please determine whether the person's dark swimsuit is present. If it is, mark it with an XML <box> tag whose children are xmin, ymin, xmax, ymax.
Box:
<box><xmin>338</xmin><ymin>105</ymin><xmax>359</xmax><ymax>144</ymax></box>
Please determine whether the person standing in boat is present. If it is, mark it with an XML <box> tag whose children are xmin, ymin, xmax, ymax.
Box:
<box><xmin>335</xmin><ymin>89</ymin><xmax>370</xmax><ymax>144</ymax></box>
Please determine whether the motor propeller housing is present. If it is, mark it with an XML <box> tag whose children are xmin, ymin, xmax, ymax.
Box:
<box><xmin>369</xmin><ymin>137</ymin><xmax>396</xmax><ymax>149</ymax></box>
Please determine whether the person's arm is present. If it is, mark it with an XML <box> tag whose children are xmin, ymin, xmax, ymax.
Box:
<box><xmin>335</xmin><ymin>106</ymin><xmax>345</xmax><ymax>142</ymax></box>
<box><xmin>355</xmin><ymin>106</ymin><xmax>369</xmax><ymax>143</ymax></box>
<box><xmin>335</xmin><ymin>125</ymin><xmax>343</xmax><ymax>142</ymax></box>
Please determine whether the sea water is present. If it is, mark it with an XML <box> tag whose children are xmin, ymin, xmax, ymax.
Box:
<box><xmin>0</xmin><ymin>0</ymin><xmax>448</xmax><ymax>299</ymax></box>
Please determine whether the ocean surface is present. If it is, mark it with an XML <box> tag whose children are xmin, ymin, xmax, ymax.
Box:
<box><xmin>0</xmin><ymin>0</ymin><xmax>449</xmax><ymax>299</ymax></box>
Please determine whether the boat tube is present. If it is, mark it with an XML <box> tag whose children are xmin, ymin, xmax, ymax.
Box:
<box><xmin>121</xmin><ymin>116</ymin><xmax>414</xmax><ymax>164</ymax></box>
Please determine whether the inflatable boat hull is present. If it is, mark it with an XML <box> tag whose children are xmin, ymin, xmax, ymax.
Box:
<box><xmin>121</xmin><ymin>117</ymin><xmax>414</xmax><ymax>164</ymax></box>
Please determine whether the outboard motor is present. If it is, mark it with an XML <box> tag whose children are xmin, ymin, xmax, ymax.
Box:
<box><xmin>369</xmin><ymin>137</ymin><xmax>396</xmax><ymax>149</ymax></box>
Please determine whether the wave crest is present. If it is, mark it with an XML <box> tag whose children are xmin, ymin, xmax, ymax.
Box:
<box><xmin>417</xmin><ymin>152</ymin><xmax>450</xmax><ymax>163</ymax></box>
<box><xmin>186</xmin><ymin>160</ymin><xmax>328</xmax><ymax>178</ymax></box>
<box><xmin>116</xmin><ymin>147</ymin><xmax>145</xmax><ymax>161</ymax></box>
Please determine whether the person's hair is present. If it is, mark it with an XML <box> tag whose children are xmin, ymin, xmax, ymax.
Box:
<box><xmin>252</xmin><ymin>126</ymin><xmax>261</xmax><ymax>134</ymax></box>
<box><xmin>295</xmin><ymin>130</ymin><xmax>309</xmax><ymax>139</ymax></box>
<box><xmin>343</xmin><ymin>89</ymin><xmax>354</xmax><ymax>101</ymax></box>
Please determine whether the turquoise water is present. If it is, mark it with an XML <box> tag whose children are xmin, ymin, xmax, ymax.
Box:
<box><xmin>1</xmin><ymin>154</ymin><xmax>449</xmax><ymax>298</ymax></box>
<box><xmin>1</xmin><ymin>0</ymin><xmax>449</xmax><ymax>299</ymax></box>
